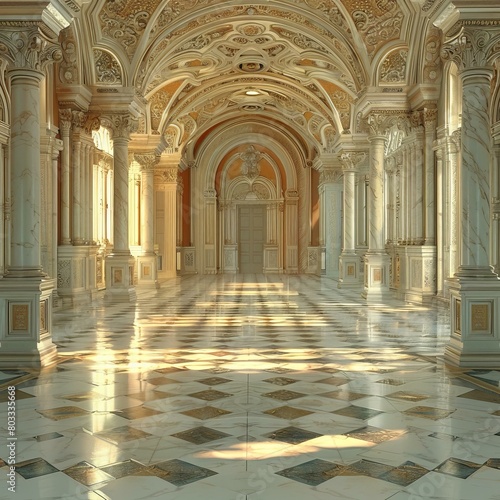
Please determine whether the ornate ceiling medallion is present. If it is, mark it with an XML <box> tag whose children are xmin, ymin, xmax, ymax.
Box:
<box><xmin>237</xmin><ymin>23</ymin><xmax>266</xmax><ymax>37</ymax></box>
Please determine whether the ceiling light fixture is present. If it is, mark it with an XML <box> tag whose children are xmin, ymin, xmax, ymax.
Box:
<box><xmin>245</xmin><ymin>90</ymin><xmax>261</xmax><ymax>96</ymax></box>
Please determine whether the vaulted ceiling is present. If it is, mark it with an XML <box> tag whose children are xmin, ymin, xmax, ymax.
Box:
<box><xmin>59</xmin><ymin>0</ymin><xmax>445</xmax><ymax>160</ymax></box>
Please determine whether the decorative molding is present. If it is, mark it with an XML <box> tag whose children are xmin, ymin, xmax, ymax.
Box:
<box><xmin>93</xmin><ymin>48</ymin><xmax>122</xmax><ymax>85</ymax></box>
<box><xmin>0</xmin><ymin>25</ymin><xmax>61</xmax><ymax>72</ymax></box>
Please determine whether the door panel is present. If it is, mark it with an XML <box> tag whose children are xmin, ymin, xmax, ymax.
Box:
<box><xmin>239</xmin><ymin>205</ymin><xmax>266</xmax><ymax>273</ymax></box>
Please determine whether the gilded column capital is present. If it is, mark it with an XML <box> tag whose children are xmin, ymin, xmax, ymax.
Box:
<box><xmin>0</xmin><ymin>25</ymin><xmax>62</xmax><ymax>73</ymax></box>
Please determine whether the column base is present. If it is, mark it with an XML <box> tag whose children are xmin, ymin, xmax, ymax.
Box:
<box><xmin>264</xmin><ymin>245</ymin><xmax>280</xmax><ymax>274</ymax></box>
<box><xmin>0</xmin><ymin>277</ymin><xmax>57</xmax><ymax>368</ymax></box>
<box><xmin>362</xmin><ymin>252</ymin><xmax>391</xmax><ymax>301</ymax></box>
<box><xmin>137</xmin><ymin>254</ymin><xmax>160</xmax><ymax>289</ymax></box>
<box><xmin>338</xmin><ymin>252</ymin><xmax>361</xmax><ymax>288</ymax></box>
<box><xmin>397</xmin><ymin>246</ymin><xmax>437</xmax><ymax>305</ymax></box>
<box><xmin>445</xmin><ymin>275</ymin><xmax>500</xmax><ymax>368</ymax></box>
<box><xmin>104</xmin><ymin>253</ymin><xmax>136</xmax><ymax>301</ymax></box>
<box><xmin>57</xmin><ymin>245</ymin><xmax>99</xmax><ymax>306</ymax></box>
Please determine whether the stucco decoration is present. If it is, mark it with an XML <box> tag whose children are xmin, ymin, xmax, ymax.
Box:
<box><xmin>59</xmin><ymin>26</ymin><xmax>79</xmax><ymax>84</ymax></box>
<box><xmin>93</xmin><ymin>48</ymin><xmax>122</xmax><ymax>85</ymax></box>
<box><xmin>340</xmin><ymin>0</ymin><xmax>404</xmax><ymax>58</ymax></box>
<box><xmin>379</xmin><ymin>48</ymin><xmax>408</xmax><ymax>84</ymax></box>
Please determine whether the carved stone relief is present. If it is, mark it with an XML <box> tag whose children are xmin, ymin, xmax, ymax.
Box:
<box><xmin>93</xmin><ymin>49</ymin><xmax>122</xmax><ymax>85</ymax></box>
<box><xmin>379</xmin><ymin>48</ymin><xmax>408</xmax><ymax>84</ymax></box>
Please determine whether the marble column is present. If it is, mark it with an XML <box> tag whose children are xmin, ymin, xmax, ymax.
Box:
<box><xmin>51</xmin><ymin>138</ymin><xmax>63</xmax><ymax>306</ymax></box>
<box><xmin>59</xmin><ymin>110</ymin><xmax>72</xmax><ymax>245</ymax></box>
<box><xmin>156</xmin><ymin>162</ymin><xmax>179</xmax><ymax>277</ymax></box>
<box><xmin>339</xmin><ymin>152</ymin><xmax>363</xmax><ymax>287</ymax></box>
<box><xmin>0</xmin><ymin>27</ymin><xmax>60</xmax><ymax>367</ymax></box>
<box><xmin>435</xmin><ymin>145</ymin><xmax>444</xmax><ymax>297</ymax></box>
<box><xmin>442</xmin><ymin>29</ymin><xmax>500</xmax><ymax>367</ymax></box>
<box><xmin>0</xmin><ymin>131</ymin><xmax>7</xmax><ymax>277</ymax></box>
<box><xmin>71</xmin><ymin>111</ymin><xmax>84</xmax><ymax>245</ymax></box>
<box><xmin>318</xmin><ymin>168</ymin><xmax>342</xmax><ymax>278</ymax></box>
<box><xmin>424</xmin><ymin>109</ymin><xmax>437</xmax><ymax>245</ymax></box>
<box><xmin>362</xmin><ymin>113</ymin><xmax>391</xmax><ymax>300</ymax></box>
<box><xmin>135</xmin><ymin>153</ymin><xmax>160</xmax><ymax>287</ymax></box>
<box><xmin>492</xmin><ymin>140</ymin><xmax>500</xmax><ymax>274</ymax></box>
<box><xmin>104</xmin><ymin>114</ymin><xmax>137</xmax><ymax>300</ymax></box>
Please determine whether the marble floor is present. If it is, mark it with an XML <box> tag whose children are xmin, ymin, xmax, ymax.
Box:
<box><xmin>2</xmin><ymin>274</ymin><xmax>500</xmax><ymax>500</ymax></box>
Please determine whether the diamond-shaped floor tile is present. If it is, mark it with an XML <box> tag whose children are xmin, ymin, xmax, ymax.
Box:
<box><xmin>263</xmin><ymin>377</ymin><xmax>297</xmax><ymax>386</ymax></box>
<box><xmin>63</xmin><ymin>461</ymin><xmax>114</xmax><ymax>486</ymax></box>
<box><xmin>263</xmin><ymin>406</ymin><xmax>314</xmax><ymax>420</ymax></box>
<box><xmin>171</xmin><ymin>426</ymin><xmax>231</xmax><ymax>445</ymax></box>
<box><xmin>0</xmin><ymin>389</ymin><xmax>35</xmax><ymax>402</ymax></box>
<box><xmin>458</xmin><ymin>389</ymin><xmax>500</xmax><ymax>404</ymax></box>
<box><xmin>264</xmin><ymin>367</ymin><xmax>294</xmax><ymax>374</ymax></box>
<box><xmin>316</xmin><ymin>377</ymin><xmax>350</xmax><ymax>386</ymax></box>
<box><xmin>180</xmin><ymin>406</ymin><xmax>232</xmax><ymax>420</ymax></box>
<box><xmin>319</xmin><ymin>390</ymin><xmax>367</xmax><ymax>401</ymax></box>
<box><xmin>15</xmin><ymin>458</ymin><xmax>59</xmax><ymax>479</ymax></box>
<box><xmin>151</xmin><ymin>459</ymin><xmax>217</xmax><ymax>486</ymax></box>
<box><xmin>276</xmin><ymin>459</ymin><xmax>344</xmax><ymax>486</ymax></box>
<box><xmin>376</xmin><ymin>378</ymin><xmax>406</xmax><ymax>386</ymax></box>
<box><xmin>94</xmin><ymin>425</ymin><xmax>153</xmax><ymax>444</ymax></box>
<box><xmin>344</xmin><ymin>426</ymin><xmax>404</xmax><ymax>443</ymax></box>
<box><xmin>341</xmin><ymin>459</ymin><xmax>394</xmax><ymax>479</ymax></box>
<box><xmin>332</xmin><ymin>406</ymin><xmax>384</xmax><ymax>420</ymax></box>
<box><xmin>100</xmin><ymin>459</ymin><xmax>154</xmax><ymax>479</ymax></box>
<box><xmin>262</xmin><ymin>390</ymin><xmax>306</xmax><ymax>401</ymax></box>
<box><xmin>196</xmin><ymin>377</ymin><xmax>232</xmax><ymax>386</ymax></box>
<box><xmin>378</xmin><ymin>461</ymin><xmax>429</xmax><ymax>486</ymax></box>
<box><xmin>386</xmin><ymin>391</ymin><xmax>429</xmax><ymax>402</ymax></box>
<box><xmin>403</xmin><ymin>406</ymin><xmax>455</xmax><ymax>420</ymax></box>
<box><xmin>265</xmin><ymin>426</ymin><xmax>322</xmax><ymax>444</ymax></box>
<box><xmin>187</xmin><ymin>389</ymin><xmax>232</xmax><ymax>401</ymax></box>
<box><xmin>36</xmin><ymin>406</ymin><xmax>90</xmax><ymax>421</ymax></box>
<box><xmin>111</xmin><ymin>406</ymin><xmax>164</xmax><ymax>420</ymax></box>
<box><xmin>434</xmin><ymin>458</ymin><xmax>483</xmax><ymax>478</ymax></box>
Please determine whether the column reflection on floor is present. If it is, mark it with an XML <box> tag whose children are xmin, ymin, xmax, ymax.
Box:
<box><xmin>2</xmin><ymin>275</ymin><xmax>500</xmax><ymax>500</ymax></box>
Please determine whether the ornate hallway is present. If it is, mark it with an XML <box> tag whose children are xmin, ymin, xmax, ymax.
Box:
<box><xmin>2</xmin><ymin>275</ymin><xmax>500</xmax><ymax>499</ymax></box>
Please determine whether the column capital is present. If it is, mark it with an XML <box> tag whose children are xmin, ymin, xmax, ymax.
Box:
<box><xmin>0</xmin><ymin>24</ymin><xmax>62</xmax><ymax>73</ymax></box>
<box><xmin>364</xmin><ymin>111</ymin><xmax>407</xmax><ymax>139</ymax></box>
<box><xmin>58</xmin><ymin>108</ymin><xmax>72</xmax><ymax>134</ymax></box>
<box><xmin>441</xmin><ymin>28</ymin><xmax>500</xmax><ymax>72</ymax></box>
<box><xmin>339</xmin><ymin>151</ymin><xmax>366</xmax><ymax>171</ymax></box>
<box><xmin>102</xmin><ymin>113</ymin><xmax>138</xmax><ymax>141</ymax></box>
<box><xmin>155</xmin><ymin>166</ymin><xmax>179</xmax><ymax>184</ymax></box>
<box><xmin>134</xmin><ymin>152</ymin><xmax>161</xmax><ymax>171</ymax></box>
<box><xmin>319</xmin><ymin>168</ymin><xmax>342</xmax><ymax>185</ymax></box>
